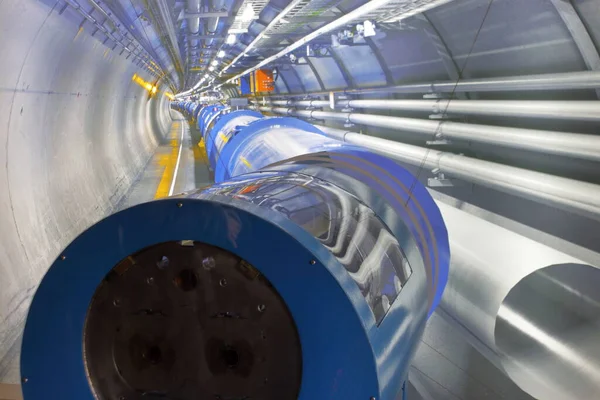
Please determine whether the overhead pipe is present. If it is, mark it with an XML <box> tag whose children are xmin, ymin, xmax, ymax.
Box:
<box><xmin>302</xmin><ymin>123</ymin><xmax>600</xmax><ymax>221</ymax></box>
<box><xmin>265</xmin><ymin>70</ymin><xmax>600</xmax><ymax>97</ymax></box>
<box><xmin>205</xmin><ymin>0</ymin><xmax>226</xmax><ymax>47</ymax></box>
<box><xmin>148</xmin><ymin>0</ymin><xmax>185</xmax><ymax>88</ymax></box>
<box><xmin>186</xmin><ymin>0</ymin><xmax>201</xmax><ymax>49</ymax></box>
<box><xmin>256</xmin><ymin>106</ymin><xmax>600</xmax><ymax>163</ymax></box>
<box><xmin>266</xmin><ymin>98</ymin><xmax>600</xmax><ymax>121</ymax></box>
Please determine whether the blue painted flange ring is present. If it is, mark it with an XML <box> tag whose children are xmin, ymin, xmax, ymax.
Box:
<box><xmin>21</xmin><ymin>197</ymin><xmax>379</xmax><ymax>399</ymax></box>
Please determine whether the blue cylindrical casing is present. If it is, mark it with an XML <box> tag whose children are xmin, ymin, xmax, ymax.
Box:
<box><xmin>20</xmin><ymin>102</ymin><xmax>450</xmax><ymax>400</ymax></box>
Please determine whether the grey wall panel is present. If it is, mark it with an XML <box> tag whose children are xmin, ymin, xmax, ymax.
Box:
<box><xmin>274</xmin><ymin>73</ymin><xmax>289</xmax><ymax>93</ymax></box>
<box><xmin>309</xmin><ymin>56</ymin><xmax>347</xmax><ymax>89</ymax></box>
<box><xmin>574</xmin><ymin>0</ymin><xmax>600</xmax><ymax>52</ymax></box>
<box><xmin>331</xmin><ymin>45</ymin><xmax>387</xmax><ymax>87</ymax></box>
<box><xmin>292</xmin><ymin>64</ymin><xmax>321</xmax><ymax>92</ymax></box>
<box><xmin>279</xmin><ymin>67</ymin><xmax>304</xmax><ymax>93</ymax></box>
<box><xmin>426</xmin><ymin>0</ymin><xmax>586</xmax><ymax>77</ymax></box>
<box><xmin>371</xmin><ymin>30</ymin><xmax>449</xmax><ymax>83</ymax></box>
<box><xmin>0</xmin><ymin>0</ymin><xmax>171</xmax><ymax>383</ymax></box>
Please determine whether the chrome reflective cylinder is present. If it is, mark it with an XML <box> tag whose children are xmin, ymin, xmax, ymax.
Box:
<box><xmin>21</xmin><ymin>102</ymin><xmax>450</xmax><ymax>400</ymax></box>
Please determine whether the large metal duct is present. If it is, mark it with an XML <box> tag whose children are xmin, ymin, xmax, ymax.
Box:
<box><xmin>440</xmin><ymin>203</ymin><xmax>600</xmax><ymax>400</ymax></box>
<box><xmin>316</xmin><ymin>125</ymin><xmax>600</xmax><ymax>400</ymax></box>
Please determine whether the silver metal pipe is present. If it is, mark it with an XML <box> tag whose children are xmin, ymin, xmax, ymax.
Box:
<box><xmin>306</xmin><ymin>123</ymin><xmax>600</xmax><ymax>221</ymax></box>
<box><xmin>267</xmin><ymin>98</ymin><xmax>600</xmax><ymax>121</ymax></box>
<box><xmin>436</xmin><ymin>202</ymin><xmax>600</xmax><ymax>400</ymax></box>
<box><xmin>187</xmin><ymin>0</ymin><xmax>201</xmax><ymax>35</ymax></box>
<box><xmin>257</xmin><ymin>106</ymin><xmax>600</xmax><ymax>162</ymax></box>
<box><xmin>206</xmin><ymin>0</ymin><xmax>226</xmax><ymax>47</ymax></box>
<box><xmin>265</xmin><ymin>70</ymin><xmax>600</xmax><ymax>97</ymax></box>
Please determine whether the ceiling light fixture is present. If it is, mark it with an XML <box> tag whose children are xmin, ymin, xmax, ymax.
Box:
<box><xmin>363</xmin><ymin>20</ymin><xmax>376</xmax><ymax>37</ymax></box>
<box><xmin>211</xmin><ymin>60</ymin><xmax>218</xmax><ymax>66</ymax></box>
<box><xmin>240</xmin><ymin>3</ymin><xmax>255</xmax><ymax>22</ymax></box>
<box><xmin>217</xmin><ymin>50</ymin><xmax>226</xmax><ymax>58</ymax></box>
<box><xmin>226</xmin><ymin>34</ymin><xmax>237</xmax><ymax>45</ymax></box>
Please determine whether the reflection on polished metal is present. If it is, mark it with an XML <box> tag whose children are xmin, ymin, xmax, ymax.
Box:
<box><xmin>432</xmin><ymin>202</ymin><xmax>598</xmax><ymax>400</ymax></box>
<box><xmin>202</xmin><ymin>171</ymin><xmax>414</xmax><ymax>323</ymax></box>
<box><xmin>495</xmin><ymin>263</ymin><xmax>600</xmax><ymax>400</ymax></box>
<box><xmin>84</xmin><ymin>241</ymin><xmax>302</xmax><ymax>400</ymax></box>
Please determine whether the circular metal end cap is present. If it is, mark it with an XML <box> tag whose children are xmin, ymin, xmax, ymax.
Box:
<box><xmin>84</xmin><ymin>241</ymin><xmax>302</xmax><ymax>399</ymax></box>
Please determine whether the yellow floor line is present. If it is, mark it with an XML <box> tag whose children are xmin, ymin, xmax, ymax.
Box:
<box><xmin>154</xmin><ymin>122</ymin><xmax>181</xmax><ymax>199</ymax></box>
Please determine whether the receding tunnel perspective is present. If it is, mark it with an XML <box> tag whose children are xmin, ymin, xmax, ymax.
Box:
<box><xmin>1</xmin><ymin>0</ymin><xmax>599</xmax><ymax>400</ymax></box>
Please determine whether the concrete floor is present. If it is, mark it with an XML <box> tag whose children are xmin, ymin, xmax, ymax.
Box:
<box><xmin>118</xmin><ymin>111</ymin><xmax>211</xmax><ymax>210</ymax></box>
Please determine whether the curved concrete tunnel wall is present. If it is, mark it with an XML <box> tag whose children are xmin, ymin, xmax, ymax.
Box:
<box><xmin>0</xmin><ymin>0</ymin><xmax>172</xmax><ymax>381</ymax></box>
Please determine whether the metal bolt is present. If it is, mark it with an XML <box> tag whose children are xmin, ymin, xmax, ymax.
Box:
<box><xmin>60</xmin><ymin>255</ymin><xmax>66</xmax><ymax>260</ymax></box>
<box><xmin>219</xmin><ymin>278</ymin><xmax>227</xmax><ymax>287</ymax></box>
<box><xmin>22</xmin><ymin>377</ymin><xmax>28</xmax><ymax>383</ymax></box>
<box><xmin>257</xmin><ymin>304</ymin><xmax>266</xmax><ymax>313</ymax></box>
<box><xmin>113</xmin><ymin>299</ymin><xmax>121</xmax><ymax>307</ymax></box>
<box><xmin>146</xmin><ymin>277</ymin><xmax>154</xmax><ymax>285</ymax></box>
<box><xmin>202</xmin><ymin>256</ymin><xmax>216</xmax><ymax>270</ymax></box>
<box><xmin>309</xmin><ymin>259</ymin><xmax>316</xmax><ymax>265</ymax></box>
<box><xmin>157</xmin><ymin>256</ymin><xmax>169</xmax><ymax>269</ymax></box>
<box><xmin>177</xmin><ymin>202</ymin><xmax>183</xmax><ymax>208</ymax></box>
<box><xmin>370</xmin><ymin>397</ymin><xmax>376</xmax><ymax>400</ymax></box>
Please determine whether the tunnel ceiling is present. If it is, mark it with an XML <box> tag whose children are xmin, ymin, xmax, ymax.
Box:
<box><xmin>135</xmin><ymin>0</ymin><xmax>599</xmax><ymax>98</ymax></box>
<box><xmin>60</xmin><ymin>0</ymin><xmax>600</xmax><ymax>97</ymax></box>
<box><xmin>69</xmin><ymin>0</ymin><xmax>600</xmax><ymax>98</ymax></box>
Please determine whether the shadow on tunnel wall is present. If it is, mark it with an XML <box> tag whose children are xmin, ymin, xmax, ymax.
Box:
<box><xmin>0</xmin><ymin>0</ymin><xmax>172</xmax><ymax>382</ymax></box>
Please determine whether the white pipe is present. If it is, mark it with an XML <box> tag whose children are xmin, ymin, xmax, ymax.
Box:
<box><xmin>257</xmin><ymin>105</ymin><xmax>600</xmax><ymax>162</ymax></box>
<box><xmin>187</xmin><ymin>0</ymin><xmax>201</xmax><ymax>34</ymax></box>
<box><xmin>267</xmin><ymin>98</ymin><xmax>600</xmax><ymax>121</ymax></box>
<box><xmin>309</xmin><ymin>124</ymin><xmax>600</xmax><ymax>221</ymax></box>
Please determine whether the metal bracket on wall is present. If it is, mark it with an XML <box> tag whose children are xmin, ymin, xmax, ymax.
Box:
<box><xmin>423</xmin><ymin>92</ymin><xmax>451</xmax><ymax>99</ymax></box>
<box><xmin>427</xmin><ymin>168</ymin><xmax>453</xmax><ymax>187</ymax></box>
<box><xmin>426</xmin><ymin>132</ymin><xmax>451</xmax><ymax>145</ymax></box>
<box><xmin>428</xmin><ymin>113</ymin><xmax>457</xmax><ymax>121</ymax></box>
<box><xmin>343</xmin><ymin>114</ymin><xmax>355</xmax><ymax>128</ymax></box>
